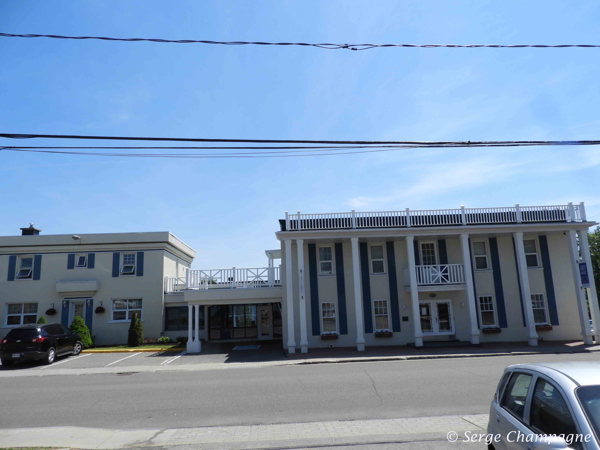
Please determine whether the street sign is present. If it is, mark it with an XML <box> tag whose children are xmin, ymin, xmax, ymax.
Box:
<box><xmin>579</xmin><ymin>262</ymin><xmax>590</xmax><ymax>288</ymax></box>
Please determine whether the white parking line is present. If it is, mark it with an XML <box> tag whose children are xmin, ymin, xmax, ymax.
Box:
<box><xmin>104</xmin><ymin>352</ymin><xmax>141</xmax><ymax>367</ymax></box>
<box><xmin>37</xmin><ymin>353</ymin><xmax>91</xmax><ymax>370</ymax></box>
<box><xmin>160</xmin><ymin>351</ymin><xmax>186</xmax><ymax>366</ymax></box>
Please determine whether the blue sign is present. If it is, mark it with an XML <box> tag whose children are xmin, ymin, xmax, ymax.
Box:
<box><xmin>579</xmin><ymin>262</ymin><xmax>590</xmax><ymax>288</ymax></box>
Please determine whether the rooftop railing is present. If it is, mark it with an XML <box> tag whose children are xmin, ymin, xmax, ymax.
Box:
<box><xmin>165</xmin><ymin>267</ymin><xmax>281</xmax><ymax>293</ymax></box>
<box><xmin>284</xmin><ymin>202</ymin><xmax>586</xmax><ymax>231</ymax></box>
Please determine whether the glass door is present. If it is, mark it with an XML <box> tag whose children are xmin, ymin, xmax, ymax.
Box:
<box><xmin>419</xmin><ymin>300</ymin><xmax>454</xmax><ymax>335</ymax></box>
<box><xmin>70</xmin><ymin>301</ymin><xmax>85</xmax><ymax>326</ymax></box>
<box><xmin>257</xmin><ymin>305</ymin><xmax>272</xmax><ymax>340</ymax></box>
<box><xmin>420</xmin><ymin>302</ymin><xmax>433</xmax><ymax>333</ymax></box>
<box><xmin>436</xmin><ymin>301</ymin><xmax>453</xmax><ymax>333</ymax></box>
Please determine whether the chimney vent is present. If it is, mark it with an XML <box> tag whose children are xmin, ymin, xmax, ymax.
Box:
<box><xmin>20</xmin><ymin>223</ymin><xmax>41</xmax><ymax>236</ymax></box>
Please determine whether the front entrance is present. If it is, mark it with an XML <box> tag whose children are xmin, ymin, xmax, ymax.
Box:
<box><xmin>419</xmin><ymin>300</ymin><xmax>455</xmax><ymax>335</ymax></box>
<box><xmin>207</xmin><ymin>303</ymin><xmax>280</xmax><ymax>341</ymax></box>
<box><xmin>257</xmin><ymin>305</ymin><xmax>273</xmax><ymax>340</ymax></box>
<box><xmin>70</xmin><ymin>300</ymin><xmax>86</xmax><ymax>326</ymax></box>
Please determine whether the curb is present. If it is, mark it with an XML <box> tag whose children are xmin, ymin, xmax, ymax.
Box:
<box><xmin>83</xmin><ymin>348</ymin><xmax>185</xmax><ymax>353</ymax></box>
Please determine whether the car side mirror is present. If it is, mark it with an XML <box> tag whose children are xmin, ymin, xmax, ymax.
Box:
<box><xmin>533</xmin><ymin>436</ymin><xmax>572</xmax><ymax>450</ymax></box>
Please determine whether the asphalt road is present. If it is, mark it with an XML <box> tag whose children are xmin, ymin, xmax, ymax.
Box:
<box><xmin>1</xmin><ymin>352</ymin><xmax>599</xmax><ymax>430</ymax></box>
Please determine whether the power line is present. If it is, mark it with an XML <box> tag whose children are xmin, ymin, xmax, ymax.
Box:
<box><xmin>1</xmin><ymin>33</ymin><xmax>599</xmax><ymax>50</ymax></box>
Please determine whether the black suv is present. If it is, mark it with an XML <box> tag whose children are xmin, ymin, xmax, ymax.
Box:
<box><xmin>0</xmin><ymin>324</ymin><xmax>83</xmax><ymax>366</ymax></box>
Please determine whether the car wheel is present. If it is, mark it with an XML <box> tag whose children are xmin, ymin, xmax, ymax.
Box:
<box><xmin>43</xmin><ymin>347</ymin><xmax>56</xmax><ymax>365</ymax></box>
<box><xmin>73</xmin><ymin>341</ymin><xmax>83</xmax><ymax>356</ymax></box>
<box><xmin>1</xmin><ymin>359</ymin><xmax>14</xmax><ymax>367</ymax></box>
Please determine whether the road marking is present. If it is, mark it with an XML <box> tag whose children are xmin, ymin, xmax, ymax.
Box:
<box><xmin>160</xmin><ymin>351</ymin><xmax>186</xmax><ymax>366</ymax></box>
<box><xmin>37</xmin><ymin>353</ymin><xmax>91</xmax><ymax>369</ymax></box>
<box><xmin>104</xmin><ymin>352</ymin><xmax>141</xmax><ymax>367</ymax></box>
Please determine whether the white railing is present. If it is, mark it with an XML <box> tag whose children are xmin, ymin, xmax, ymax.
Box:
<box><xmin>403</xmin><ymin>264</ymin><xmax>465</xmax><ymax>286</ymax></box>
<box><xmin>165</xmin><ymin>267</ymin><xmax>281</xmax><ymax>292</ymax></box>
<box><xmin>285</xmin><ymin>202</ymin><xmax>586</xmax><ymax>231</ymax></box>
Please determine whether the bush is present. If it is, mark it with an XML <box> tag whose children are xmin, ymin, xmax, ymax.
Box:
<box><xmin>128</xmin><ymin>312</ymin><xmax>144</xmax><ymax>347</ymax></box>
<box><xmin>37</xmin><ymin>316</ymin><xmax>47</xmax><ymax>324</ymax></box>
<box><xmin>70</xmin><ymin>316</ymin><xmax>93</xmax><ymax>348</ymax></box>
<box><xmin>157</xmin><ymin>336</ymin><xmax>171</xmax><ymax>343</ymax></box>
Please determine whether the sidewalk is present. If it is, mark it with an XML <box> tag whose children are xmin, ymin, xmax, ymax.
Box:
<box><xmin>0</xmin><ymin>413</ymin><xmax>489</xmax><ymax>449</ymax></box>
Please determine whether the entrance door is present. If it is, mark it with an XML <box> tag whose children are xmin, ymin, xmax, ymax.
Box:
<box><xmin>257</xmin><ymin>305</ymin><xmax>273</xmax><ymax>340</ymax></box>
<box><xmin>70</xmin><ymin>301</ymin><xmax>85</xmax><ymax>326</ymax></box>
<box><xmin>419</xmin><ymin>300</ymin><xmax>454</xmax><ymax>335</ymax></box>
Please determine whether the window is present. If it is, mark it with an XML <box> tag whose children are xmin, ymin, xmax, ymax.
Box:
<box><xmin>165</xmin><ymin>306</ymin><xmax>204</xmax><ymax>331</ymax></box>
<box><xmin>321</xmin><ymin>302</ymin><xmax>337</xmax><ymax>333</ymax></box>
<box><xmin>5</xmin><ymin>303</ymin><xmax>38</xmax><ymax>326</ymax></box>
<box><xmin>530</xmin><ymin>379</ymin><xmax>579</xmax><ymax>445</ymax></box>
<box><xmin>15</xmin><ymin>256</ymin><xmax>34</xmax><ymax>279</ymax></box>
<box><xmin>370</xmin><ymin>245</ymin><xmax>385</xmax><ymax>274</ymax></box>
<box><xmin>75</xmin><ymin>254</ymin><xmax>87</xmax><ymax>268</ymax></box>
<box><xmin>501</xmin><ymin>372</ymin><xmax>533</xmax><ymax>420</ymax></box>
<box><xmin>478</xmin><ymin>296</ymin><xmax>497</xmax><ymax>327</ymax></box>
<box><xmin>531</xmin><ymin>293</ymin><xmax>549</xmax><ymax>325</ymax></box>
<box><xmin>112</xmin><ymin>299</ymin><xmax>142</xmax><ymax>321</ymax></box>
<box><xmin>121</xmin><ymin>253</ymin><xmax>136</xmax><ymax>275</ymax></box>
<box><xmin>374</xmin><ymin>300</ymin><xmax>390</xmax><ymax>331</ymax></box>
<box><xmin>524</xmin><ymin>239</ymin><xmax>539</xmax><ymax>268</ymax></box>
<box><xmin>577</xmin><ymin>385</ymin><xmax>600</xmax><ymax>443</ymax></box>
<box><xmin>472</xmin><ymin>241</ymin><xmax>489</xmax><ymax>270</ymax></box>
<box><xmin>420</xmin><ymin>242</ymin><xmax>437</xmax><ymax>265</ymax></box>
<box><xmin>319</xmin><ymin>247</ymin><xmax>333</xmax><ymax>276</ymax></box>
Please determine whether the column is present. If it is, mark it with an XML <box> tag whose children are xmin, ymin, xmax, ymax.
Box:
<box><xmin>284</xmin><ymin>239</ymin><xmax>296</xmax><ymax>353</ymax></box>
<box><xmin>268</xmin><ymin>252</ymin><xmax>274</xmax><ymax>286</ymax></box>
<box><xmin>351</xmin><ymin>237</ymin><xmax>366</xmax><ymax>351</ymax></box>
<box><xmin>194</xmin><ymin>304</ymin><xmax>201</xmax><ymax>353</ymax></box>
<box><xmin>459</xmin><ymin>233</ymin><xmax>481</xmax><ymax>345</ymax></box>
<box><xmin>579</xmin><ymin>230</ymin><xmax>600</xmax><ymax>342</ymax></box>
<box><xmin>406</xmin><ymin>236</ymin><xmax>423</xmax><ymax>347</ymax></box>
<box><xmin>186</xmin><ymin>304</ymin><xmax>193</xmax><ymax>353</ymax></box>
<box><xmin>514</xmin><ymin>232</ymin><xmax>539</xmax><ymax>346</ymax></box>
<box><xmin>296</xmin><ymin>239</ymin><xmax>309</xmax><ymax>353</ymax></box>
<box><xmin>568</xmin><ymin>230</ymin><xmax>595</xmax><ymax>344</ymax></box>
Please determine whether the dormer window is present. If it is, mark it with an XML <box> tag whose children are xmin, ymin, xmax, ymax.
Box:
<box><xmin>121</xmin><ymin>253</ymin><xmax>136</xmax><ymax>275</ymax></box>
<box><xmin>16</xmin><ymin>256</ymin><xmax>33</xmax><ymax>279</ymax></box>
<box><xmin>75</xmin><ymin>254</ymin><xmax>88</xmax><ymax>268</ymax></box>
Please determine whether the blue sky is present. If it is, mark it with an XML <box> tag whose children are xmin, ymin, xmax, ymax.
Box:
<box><xmin>1</xmin><ymin>1</ymin><xmax>600</xmax><ymax>268</ymax></box>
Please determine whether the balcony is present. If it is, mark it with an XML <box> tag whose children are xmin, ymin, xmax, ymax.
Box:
<box><xmin>165</xmin><ymin>267</ymin><xmax>281</xmax><ymax>293</ymax></box>
<box><xmin>404</xmin><ymin>264</ymin><xmax>465</xmax><ymax>291</ymax></box>
<box><xmin>283</xmin><ymin>202</ymin><xmax>586</xmax><ymax>231</ymax></box>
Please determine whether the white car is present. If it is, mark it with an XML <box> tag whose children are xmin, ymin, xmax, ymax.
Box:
<box><xmin>488</xmin><ymin>362</ymin><xmax>600</xmax><ymax>450</ymax></box>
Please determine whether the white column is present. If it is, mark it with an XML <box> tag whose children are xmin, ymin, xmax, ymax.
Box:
<box><xmin>459</xmin><ymin>233</ymin><xmax>480</xmax><ymax>345</ymax></box>
<box><xmin>296</xmin><ymin>240</ymin><xmax>309</xmax><ymax>353</ymax></box>
<box><xmin>568</xmin><ymin>230</ymin><xmax>595</xmax><ymax>344</ymax></box>
<box><xmin>579</xmin><ymin>230</ymin><xmax>600</xmax><ymax>342</ymax></box>
<box><xmin>284</xmin><ymin>239</ymin><xmax>296</xmax><ymax>353</ymax></box>
<box><xmin>406</xmin><ymin>236</ymin><xmax>423</xmax><ymax>347</ymax></box>
<box><xmin>194</xmin><ymin>304</ymin><xmax>201</xmax><ymax>352</ymax></box>
<box><xmin>351</xmin><ymin>237</ymin><xmax>365</xmax><ymax>351</ymax></box>
<box><xmin>514</xmin><ymin>232</ymin><xmax>539</xmax><ymax>346</ymax></box>
<box><xmin>186</xmin><ymin>304</ymin><xmax>193</xmax><ymax>352</ymax></box>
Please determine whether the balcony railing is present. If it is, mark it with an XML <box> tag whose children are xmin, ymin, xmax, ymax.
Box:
<box><xmin>165</xmin><ymin>267</ymin><xmax>281</xmax><ymax>292</ymax></box>
<box><xmin>404</xmin><ymin>264</ymin><xmax>465</xmax><ymax>286</ymax></box>
<box><xmin>284</xmin><ymin>202</ymin><xmax>585</xmax><ymax>231</ymax></box>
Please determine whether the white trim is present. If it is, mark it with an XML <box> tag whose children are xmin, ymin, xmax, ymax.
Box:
<box><xmin>120</xmin><ymin>252</ymin><xmax>137</xmax><ymax>276</ymax></box>
<box><xmin>4</xmin><ymin>302</ymin><xmax>38</xmax><ymax>327</ymax></box>
<box><xmin>471</xmin><ymin>239</ymin><xmax>490</xmax><ymax>271</ymax></box>
<box><xmin>74</xmin><ymin>253</ymin><xmax>88</xmax><ymax>269</ymax></box>
<box><xmin>523</xmin><ymin>237</ymin><xmax>541</xmax><ymax>269</ymax></box>
<box><xmin>478</xmin><ymin>295</ymin><xmax>498</xmax><ymax>328</ymax></box>
<box><xmin>369</xmin><ymin>243</ymin><xmax>387</xmax><ymax>275</ymax></box>
<box><xmin>317</xmin><ymin>245</ymin><xmax>335</xmax><ymax>276</ymax></box>
<box><xmin>110</xmin><ymin>298</ymin><xmax>143</xmax><ymax>323</ymax></box>
<box><xmin>320</xmin><ymin>301</ymin><xmax>338</xmax><ymax>334</ymax></box>
<box><xmin>15</xmin><ymin>254</ymin><xmax>34</xmax><ymax>280</ymax></box>
<box><xmin>419</xmin><ymin>241</ymin><xmax>438</xmax><ymax>266</ymax></box>
<box><xmin>531</xmin><ymin>293</ymin><xmax>550</xmax><ymax>325</ymax></box>
<box><xmin>372</xmin><ymin>299</ymin><xmax>391</xmax><ymax>332</ymax></box>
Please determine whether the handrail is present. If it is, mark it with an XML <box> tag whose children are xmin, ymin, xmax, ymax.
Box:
<box><xmin>403</xmin><ymin>264</ymin><xmax>465</xmax><ymax>286</ymax></box>
<box><xmin>165</xmin><ymin>266</ymin><xmax>281</xmax><ymax>292</ymax></box>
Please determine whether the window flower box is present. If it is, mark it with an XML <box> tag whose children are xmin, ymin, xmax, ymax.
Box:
<box><xmin>95</xmin><ymin>306</ymin><xmax>106</xmax><ymax>314</ymax></box>
<box><xmin>375</xmin><ymin>330</ymin><xmax>393</xmax><ymax>338</ymax></box>
<box><xmin>482</xmin><ymin>327</ymin><xmax>501</xmax><ymax>334</ymax></box>
<box><xmin>320</xmin><ymin>333</ymin><xmax>339</xmax><ymax>340</ymax></box>
<box><xmin>536</xmin><ymin>324</ymin><xmax>553</xmax><ymax>331</ymax></box>
<box><xmin>45</xmin><ymin>308</ymin><xmax>57</xmax><ymax>316</ymax></box>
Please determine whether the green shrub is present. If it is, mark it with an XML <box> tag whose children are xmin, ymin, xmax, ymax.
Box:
<box><xmin>157</xmin><ymin>336</ymin><xmax>171</xmax><ymax>343</ymax></box>
<box><xmin>70</xmin><ymin>316</ymin><xmax>93</xmax><ymax>348</ymax></box>
<box><xmin>37</xmin><ymin>316</ymin><xmax>47</xmax><ymax>324</ymax></box>
<box><xmin>128</xmin><ymin>312</ymin><xmax>144</xmax><ymax>347</ymax></box>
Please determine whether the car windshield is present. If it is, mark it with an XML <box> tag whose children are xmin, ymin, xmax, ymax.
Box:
<box><xmin>577</xmin><ymin>385</ymin><xmax>600</xmax><ymax>441</ymax></box>
<box><xmin>5</xmin><ymin>329</ymin><xmax>40</xmax><ymax>339</ymax></box>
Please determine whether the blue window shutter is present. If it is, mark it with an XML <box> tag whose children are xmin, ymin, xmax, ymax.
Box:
<box><xmin>136</xmin><ymin>252</ymin><xmax>144</xmax><ymax>276</ymax></box>
<box><xmin>85</xmin><ymin>299</ymin><xmax>93</xmax><ymax>333</ymax></box>
<box><xmin>7</xmin><ymin>255</ymin><xmax>16</xmax><ymax>281</ymax></box>
<box><xmin>539</xmin><ymin>236</ymin><xmax>559</xmax><ymax>326</ymax></box>
<box><xmin>489</xmin><ymin>238</ymin><xmax>508</xmax><ymax>328</ymax></box>
<box><xmin>87</xmin><ymin>253</ymin><xmax>95</xmax><ymax>269</ymax></box>
<box><xmin>386</xmin><ymin>241</ymin><xmax>401</xmax><ymax>332</ymax></box>
<box><xmin>112</xmin><ymin>253</ymin><xmax>120</xmax><ymax>277</ymax></box>
<box><xmin>308</xmin><ymin>244</ymin><xmax>320</xmax><ymax>336</ymax></box>
<box><xmin>359</xmin><ymin>242</ymin><xmax>373</xmax><ymax>334</ymax></box>
<box><xmin>334</xmin><ymin>243</ymin><xmax>348</xmax><ymax>335</ymax></box>
<box><xmin>67</xmin><ymin>254</ymin><xmax>75</xmax><ymax>269</ymax></box>
<box><xmin>438</xmin><ymin>239</ymin><xmax>448</xmax><ymax>265</ymax></box>
<box><xmin>33</xmin><ymin>255</ymin><xmax>42</xmax><ymax>280</ymax></box>
<box><xmin>61</xmin><ymin>300</ymin><xmax>70</xmax><ymax>327</ymax></box>
<box><xmin>413</xmin><ymin>240</ymin><xmax>420</xmax><ymax>265</ymax></box>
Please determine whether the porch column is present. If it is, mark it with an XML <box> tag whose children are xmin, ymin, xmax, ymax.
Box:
<box><xmin>186</xmin><ymin>304</ymin><xmax>193</xmax><ymax>353</ymax></box>
<box><xmin>567</xmin><ymin>230</ymin><xmax>595</xmax><ymax>344</ymax></box>
<box><xmin>459</xmin><ymin>233</ymin><xmax>480</xmax><ymax>345</ymax></box>
<box><xmin>514</xmin><ymin>232</ymin><xmax>539</xmax><ymax>346</ymax></box>
<box><xmin>579</xmin><ymin>230</ymin><xmax>600</xmax><ymax>342</ymax></box>
<box><xmin>351</xmin><ymin>237</ymin><xmax>365</xmax><ymax>351</ymax></box>
<box><xmin>406</xmin><ymin>236</ymin><xmax>423</xmax><ymax>347</ymax></box>
<box><xmin>296</xmin><ymin>239</ymin><xmax>309</xmax><ymax>353</ymax></box>
<box><xmin>267</xmin><ymin>253</ymin><xmax>274</xmax><ymax>286</ymax></box>
<box><xmin>284</xmin><ymin>239</ymin><xmax>296</xmax><ymax>353</ymax></box>
<box><xmin>194</xmin><ymin>304</ymin><xmax>201</xmax><ymax>352</ymax></box>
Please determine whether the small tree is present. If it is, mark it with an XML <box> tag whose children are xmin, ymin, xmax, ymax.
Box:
<box><xmin>70</xmin><ymin>316</ymin><xmax>93</xmax><ymax>348</ymax></box>
<box><xmin>128</xmin><ymin>312</ymin><xmax>144</xmax><ymax>347</ymax></box>
<box><xmin>589</xmin><ymin>227</ymin><xmax>600</xmax><ymax>290</ymax></box>
<box><xmin>37</xmin><ymin>316</ymin><xmax>47</xmax><ymax>324</ymax></box>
